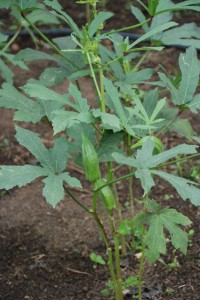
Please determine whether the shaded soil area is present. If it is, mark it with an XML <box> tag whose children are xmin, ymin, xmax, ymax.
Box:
<box><xmin>0</xmin><ymin>1</ymin><xmax>200</xmax><ymax>300</ymax></box>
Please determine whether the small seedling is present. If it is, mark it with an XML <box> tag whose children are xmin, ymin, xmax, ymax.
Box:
<box><xmin>89</xmin><ymin>252</ymin><xmax>106</xmax><ymax>268</ymax></box>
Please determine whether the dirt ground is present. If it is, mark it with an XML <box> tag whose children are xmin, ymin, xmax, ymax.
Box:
<box><xmin>0</xmin><ymin>1</ymin><xmax>200</xmax><ymax>300</ymax></box>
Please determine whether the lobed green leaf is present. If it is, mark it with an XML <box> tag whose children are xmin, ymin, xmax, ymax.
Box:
<box><xmin>152</xmin><ymin>170</ymin><xmax>200</xmax><ymax>206</ymax></box>
<box><xmin>0</xmin><ymin>165</ymin><xmax>49</xmax><ymax>189</ymax></box>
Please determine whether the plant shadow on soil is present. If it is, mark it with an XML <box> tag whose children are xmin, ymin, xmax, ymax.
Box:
<box><xmin>1</xmin><ymin>1</ymin><xmax>200</xmax><ymax>299</ymax></box>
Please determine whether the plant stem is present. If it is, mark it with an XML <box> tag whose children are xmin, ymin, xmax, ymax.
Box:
<box><xmin>107</xmin><ymin>162</ymin><xmax>127</xmax><ymax>255</ymax></box>
<box><xmin>96</xmin><ymin>151</ymin><xmax>200</xmax><ymax>194</ymax></box>
<box><xmin>155</xmin><ymin>153</ymin><xmax>200</xmax><ymax>169</ymax></box>
<box><xmin>92</xmin><ymin>191</ymin><xmax>109</xmax><ymax>247</ymax></box>
<box><xmin>103</xmin><ymin>54</ymin><xmax>124</xmax><ymax>68</ymax></box>
<box><xmin>101</xmin><ymin>0</ymin><xmax>107</xmax><ymax>10</ymax></box>
<box><xmin>102</xmin><ymin>18</ymin><xmax>151</xmax><ymax>36</ymax></box>
<box><xmin>107</xmin><ymin>248</ymin><xmax>122</xmax><ymax>300</ymax></box>
<box><xmin>2</xmin><ymin>25</ymin><xmax>22</xmax><ymax>53</ymax></box>
<box><xmin>86</xmin><ymin>3</ymin><xmax>91</xmax><ymax>23</ymax></box>
<box><xmin>176</xmin><ymin>155</ymin><xmax>183</xmax><ymax>176</ymax></box>
<box><xmin>26</xmin><ymin>26</ymin><xmax>40</xmax><ymax>49</ymax></box>
<box><xmin>129</xmin><ymin>170</ymin><xmax>134</xmax><ymax>216</ymax></box>
<box><xmin>21</xmin><ymin>12</ymin><xmax>79</xmax><ymax>69</ymax></box>
<box><xmin>64</xmin><ymin>185</ymin><xmax>90</xmax><ymax>213</ymax></box>
<box><xmin>103</xmin><ymin>47</ymin><xmax>153</xmax><ymax>70</ymax></box>
<box><xmin>138</xmin><ymin>226</ymin><xmax>145</xmax><ymax>300</ymax></box>
<box><xmin>156</xmin><ymin>109</ymin><xmax>183</xmax><ymax>137</ymax></box>
<box><xmin>96</xmin><ymin>171</ymin><xmax>136</xmax><ymax>192</ymax></box>
<box><xmin>93</xmin><ymin>123</ymin><xmax>103</xmax><ymax>135</ymax></box>
<box><xmin>109</xmin><ymin>214</ymin><xmax>123</xmax><ymax>300</ymax></box>
<box><xmin>92</xmin><ymin>190</ymin><xmax>123</xmax><ymax>300</ymax></box>
<box><xmin>64</xmin><ymin>186</ymin><xmax>122</xmax><ymax>298</ymax></box>
<box><xmin>99</xmin><ymin>67</ymin><xmax>106</xmax><ymax>113</ymax></box>
<box><xmin>86</xmin><ymin>52</ymin><xmax>101</xmax><ymax>100</ymax></box>
<box><xmin>127</xmin><ymin>134</ymin><xmax>134</xmax><ymax>217</ymax></box>
<box><xmin>110</xmin><ymin>216</ymin><xmax>121</xmax><ymax>279</ymax></box>
<box><xmin>131</xmin><ymin>50</ymin><xmax>151</xmax><ymax>73</ymax></box>
<box><xmin>112</xmin><ymin>181</ymin><xmax>127</xmax><ymax>255</ymax></box>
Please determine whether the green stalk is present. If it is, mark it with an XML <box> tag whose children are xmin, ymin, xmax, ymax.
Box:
<box><xmin>26</xmin><ymin>25</ymin><xmax>43</xmax><ymax>49</ymax></box>
<box><xmin>138</xmin><ymin>226</ymin><xmax>145</xmax><ymax>300</ymax></box>
<box><xmin>21</xmin><ymin>12</ymin><xmax>79</xmax><ymax>69</ymax></box>
<box><xmin>86</xmin><ymin>51</ymin><xmax>101</xmax><ymax>100</ymax></box>
<box><xmin>101</xmin><ymin>0</ymin><xmax>107</xmax><ymax>10</ymax></box>
<box><xmin>64</xmin><ymin>186</ymin><xmax>121</xmax><ymax>298</ymax></box>
<box><xmin>103</xmin><ymin>54</ymin><xmax>124</xmax><ymax>68</ymax></box>
<box><xmin>92</xmin><ymin>191</ymin><xmax>109</xmax><ymax>247</ymax></box>
<box><xmin>107</xmin><ymin>162</ymin><xmax>113</xmax><ymax>182</ymax></box>
<box><xmin>93</xmin><ymin>191</ymin><xmax>122</xmax><ymax>300</ymax></box>
<box><xmin>96</xmin><ymin>171</ymin><xmax>136</xmax><ymax>192</ymax></box>
<box><xmin>103</xmin><ymin>18</ymin><xmax>151</xmax><ymax>36</ymax></box>
<box><xmin>93</xmin><ymin>123</ymin><xmax>103</xmax><ymax>135</ymax></box>
<box><xmin>131</xmin><ymin>50</ymin><xmax>151</xmax><ymax>73</ymax></box>
<box><xmin>128</xmin><ymin>170</ymin><xmax>134</xmax><ymax>216</ymax></box>
<box><xmin>108</xmin><ymin>162</ymin><xmax>127</xmax><ymax>255</ymax></box>
<box><xmin>109</xmin><ymin>215</ymin><xmax>121</xmax><ymax>280</ymax></box>
<box><xmin>155</xmin><ymin>153</ymin><xmax>200</xmax><ymax>169</ymax></box>
<box><xmin>156</xmin><ymin>109</ymin><xmax>183</xmax><ymax>137</ymax></box>
<box><xmin>107</xmin><ymin>248</ymin><xmax>122</xmax><ymax>300</ymax></box>
<box><xmin>2</xmin><ymin>25</ymin><xmax>22</xmax><ymax>53</ymax></box>
<box><xmin>127</xmin><ymin>134</ymin><xmax>134</xmax><ymax>217</ymax></box>
<box><xmin>103</xmin><ymin>48</ymin><xmax>151</xmax><ymax>70</ymax></box>
<box><xmin>86</xmin><ymin>3</ymin><xmax>91</xmax><ymax>23</ymax></box>
<box><xmin>92</xmin><ymin>3</ymin><xmax>97</xmax><ymax>18</ymax></box>
<box><xmin>95</xmin><ymin>153</ymin><xmax>200</xmax><ymax>195</ymax></box>
<box><xmin>176</xmin><ymin>155</ymin><xmax>183</xmax><ymax>177</ymax></box>
<box><xmin>109</xmin><ymin>214</ymin><xmax>123</xmax><ymax>300</ymax></box>
<box><xmin>99</xmin><ymin>67</ymin><xmax>106</xmax><ymax>113</ymax></box>
<box><xmin>112</xmin><ymin>182</ymin><xmax>127</xmax><ymax>255</ymax></box>
<box><xmin>64</xmin><ymin>185</ymin><xmax>90</xmax><ymax>213</ymax></box>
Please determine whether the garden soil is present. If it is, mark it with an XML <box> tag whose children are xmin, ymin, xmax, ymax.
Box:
<box><xmin>0</xmin><ymin>2</ymin><xmax>200</xmax><ymax>300</ymax></box>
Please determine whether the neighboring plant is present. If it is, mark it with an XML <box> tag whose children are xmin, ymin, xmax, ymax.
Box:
<box><xmin>90</xmin><ymin>252</ymin><xmax>106</xmax><ymax>266</ymax></box>
<box><xmin>0</xmin><ymin>0</ymin><xmax>59</xmax><ymax>84</ymax></box>
<box><xmin>188</xmin><ymin>164</ymin><xmax>200</xmax><ymax>182</ymax></box>
<box><xmin>1</xmin><ymin>0</ymin><xmax>200</xmax><ymax>299</ymax></box>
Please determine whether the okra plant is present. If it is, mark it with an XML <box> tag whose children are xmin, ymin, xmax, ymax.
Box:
<box><xmin>1</xmin><ymin>0</ymin><xmax>200</xmax><ymax>299</ymax></box>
